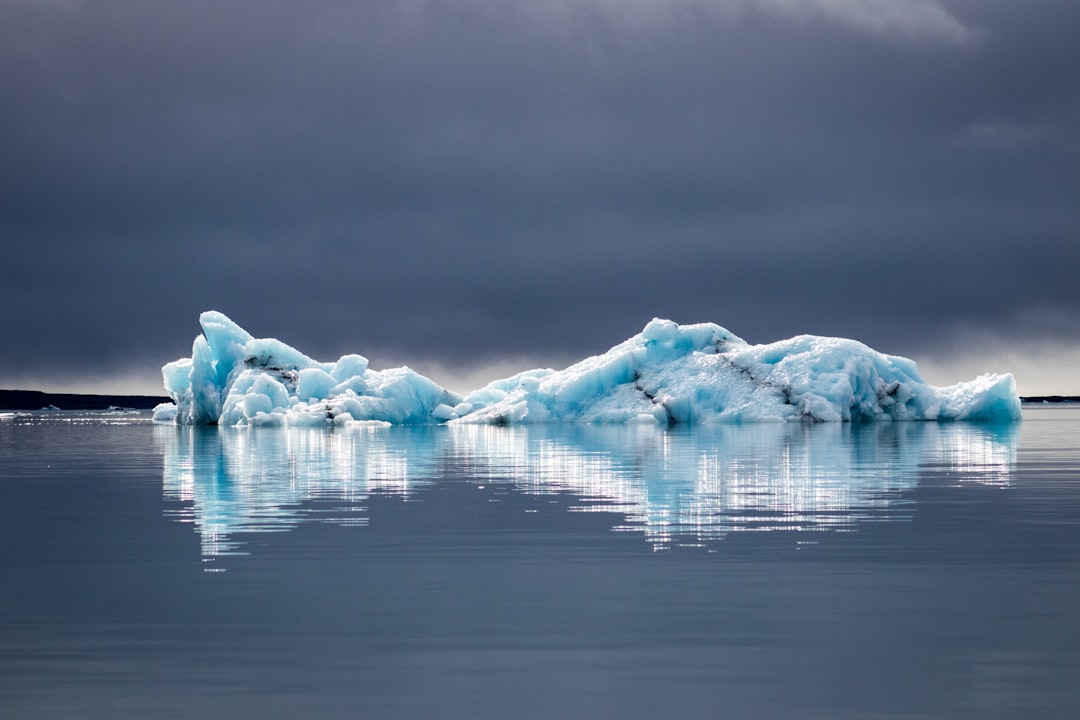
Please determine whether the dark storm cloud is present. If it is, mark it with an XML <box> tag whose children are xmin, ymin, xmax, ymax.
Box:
<box><xmin>1</xmin><ymin>0</ymin><xmax>1078</xmax><ymax>392</ymax></box>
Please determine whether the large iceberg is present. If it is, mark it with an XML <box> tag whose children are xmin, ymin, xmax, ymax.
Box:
<box><xmin>155</xmin><ymin>311</ymin><xmax>1021</xmax><ymax>426</ymax></box>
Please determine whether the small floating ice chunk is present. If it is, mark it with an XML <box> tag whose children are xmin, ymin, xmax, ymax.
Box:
<box><xmin>152</xmin><ymin>402</ymin><xmax>178</xmax><ymax>424</ymax></box>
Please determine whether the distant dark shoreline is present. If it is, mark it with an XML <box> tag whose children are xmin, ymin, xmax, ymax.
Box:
<box><xmin>0</xmin><ymin>389</ymin><xmax>169</xmax><ymax>411</ymax></box>
<box><xmin>1</xmin><ymin>388</ymin><xmax>1076</xmax><ymax>413</ymax></box>
<box><xmin>1020</xmin><ymin>396</ymin><xmax>1080</xmax><ymax>404</ymax></box>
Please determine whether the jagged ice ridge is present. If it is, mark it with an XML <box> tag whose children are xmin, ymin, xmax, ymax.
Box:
<box><xmin>154</xmin><ymin>311</ymin><xmax>1021</xmax><ymax>426</ymax></box>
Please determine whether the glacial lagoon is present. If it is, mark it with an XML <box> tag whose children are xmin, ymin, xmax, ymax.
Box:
<box><xmin>2</xmin><ymin>407</ymin><xmax>1079</xmax><ymax>718</ymax></box>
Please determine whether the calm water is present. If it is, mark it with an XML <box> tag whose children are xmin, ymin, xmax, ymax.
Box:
<box><xmin>2</xmin><ymin>407</ymin><xmax>1079</xmax><ymax>719</ymax></box>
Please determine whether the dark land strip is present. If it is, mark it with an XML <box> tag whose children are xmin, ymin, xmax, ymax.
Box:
<box><xmin>0</xmin><ymin>389</ymin><xmax>169</xmax><ymax>411</ymax></box>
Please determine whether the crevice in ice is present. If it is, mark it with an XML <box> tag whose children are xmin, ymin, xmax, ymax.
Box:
<box><xmin>632</xmin><ymin>370</ymin><xmax>675</xmax><ymax>426</ymax></box>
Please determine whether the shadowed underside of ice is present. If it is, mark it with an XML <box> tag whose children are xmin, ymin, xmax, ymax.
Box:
<box><xmin>154</xmin><ymin>312</ymin><xmax>1021</xmax><ymax>426</ymax></box>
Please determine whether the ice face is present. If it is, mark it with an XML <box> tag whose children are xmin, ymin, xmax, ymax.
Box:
<box><xmin>158</xmin><ymin>311</ymin><xmax>461</xmax><ymax>426</ymax></box>
<box><xmin>448</xmin><ymin>319</ymin><xmax>1021</xmax><ymax>424</ymax></box>
<box><xmin>155</xmin><ymin>313</ymin><xmax>1022</xmax><ymax>426</ymax></box>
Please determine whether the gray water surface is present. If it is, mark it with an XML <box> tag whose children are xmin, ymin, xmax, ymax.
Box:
<box><xmin>2</xmin><ymin>408</ymin><xmax>1078</xmax><ymax>719</ymax></box>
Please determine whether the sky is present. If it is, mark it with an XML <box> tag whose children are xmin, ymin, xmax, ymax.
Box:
<box><xmin>1</xmin><ymin>0</ymin><xmax>1078</xmax><ymax>397</ymax></box>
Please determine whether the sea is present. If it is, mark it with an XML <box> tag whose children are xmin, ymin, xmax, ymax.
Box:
<box><xmin>2</xmin><ymin>406</ymin><xmax>1079</xmax><ymax>719</ymax></box>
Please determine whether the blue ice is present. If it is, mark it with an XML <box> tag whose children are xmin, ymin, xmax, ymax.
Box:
<box><xmin>154</xmin><ymin>312</ymin><xmax>1021</xmax><ymax>426</ymax></box>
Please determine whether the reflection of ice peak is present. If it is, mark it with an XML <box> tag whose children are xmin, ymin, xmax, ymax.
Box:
<box><xmin>157</xmin><ymin>422</ymin><xmax>1019</xmax><ymax>559</ymax></box>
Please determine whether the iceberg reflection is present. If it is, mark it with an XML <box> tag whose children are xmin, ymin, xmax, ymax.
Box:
<box><xmin>156</xmin><ymin>421</ymin><xmax>1018</xmax><ymax>558</ymax></box>
<box><xmin>157</xmin><ymin>424</ymin><xmax>444</xmax><ymax>557</ymax></box>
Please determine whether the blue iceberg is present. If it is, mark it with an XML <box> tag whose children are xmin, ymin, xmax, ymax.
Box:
<box><xmin>155</xmin><ymin>312</ymin><xmax>1021</xmax><ymax>426</ymax></box>
<box><xmin>157</xmin><ymin>311</ymin><xmax>458</xmax><ymax>427</ymax></box>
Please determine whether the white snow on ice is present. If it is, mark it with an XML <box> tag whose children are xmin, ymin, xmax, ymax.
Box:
<box><xmin>155</xmin><ymin>312</ymin><xmax>1021</xmax><ymax>426</ymax></box>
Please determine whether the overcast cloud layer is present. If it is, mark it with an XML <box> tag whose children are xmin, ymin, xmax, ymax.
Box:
<box><xmin>1</xmin><ymin>0</ymin><xmax>1078</xmax><ymax>395</ymax></box>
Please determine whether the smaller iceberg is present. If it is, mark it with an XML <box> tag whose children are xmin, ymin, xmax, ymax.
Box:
<box><xmin>155</xmin><ymin>312</ymin><xmax>1021</xmax><ymax>426</ymax></box>
<box><xmin>158</xmin><ymin>311</ymin><xmax>459</xmax><ymax>426</ymax></box>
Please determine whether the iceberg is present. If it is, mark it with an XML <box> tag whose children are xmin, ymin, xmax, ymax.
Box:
<box><xmin>155</xmin><ymin>312</ymin><xmax>1021</xmax><ymax>426</ymax></box>
<box><xmin>158</xmin><ymin>311</ymin><xmax>460</xmax><ymax>427</ymax></box>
